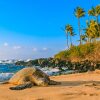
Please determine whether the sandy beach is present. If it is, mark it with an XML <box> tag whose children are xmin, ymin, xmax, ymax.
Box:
<box><xmin>0</xmin><ymin>70</ymin><xmax>100</xmax><ymax>100</ymax></box>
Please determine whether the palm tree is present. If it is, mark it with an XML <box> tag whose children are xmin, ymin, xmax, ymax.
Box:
<box><xmin>64</xmin><ymin>26</ymin><xmax>69</xmax><ymax>49</ymax></box>
<box><xmin>88</xmin><ymin>5</ymin><xmax>100</xmax><ymax>22</ymax></box>
<box><xmin>74</xmin><ymin>7</ymin><xmax>85</xmax><ymax>45</ymax></box>
<box><xmin>85</xmin><ymin>20</ymin><xmax>100</xmax><ymax>42</ymax></box>
<box><xmin>96</xmin><ymin>5</ymin><xmax>100</xmax><ymax>22</ymax></box>
<box><xmin>65</xmin><ymin>24</ymin><xmax>74</xmax><ymax>47</ymax></box>
<box><xmin>69</xmin><ymin>27</ymin><xmax>74</xmax><ymax>46</ymax></box>
<box><xmin>69</xmin><ymin>31</ymin><xmax>74</xmax><ymax>46</ymax></box>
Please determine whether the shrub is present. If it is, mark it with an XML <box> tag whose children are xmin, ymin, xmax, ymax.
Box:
<box><xmin>54</xmin><ymin>42</ymin><xmax>100</xmax><ymax>62</ymax></box>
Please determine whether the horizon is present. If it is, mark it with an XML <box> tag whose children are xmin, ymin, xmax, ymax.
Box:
<box><xmin>0</xmin><ymin>0</ymin><xmax>100</xmax><ymax>60</ymax></box>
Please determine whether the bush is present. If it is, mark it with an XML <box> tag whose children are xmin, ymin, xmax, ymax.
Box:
<box><xmin>54</xmin><ymin>42</ymin><xmax>100</xmax><ymax>62</ymax></box>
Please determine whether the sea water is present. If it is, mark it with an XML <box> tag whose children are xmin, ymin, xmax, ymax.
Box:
<box><xmin>0</xmin><ymin>64</ymin><xmax>60</xmax><ymax>82</ymax></box>
<box><xmin>0</xmin><ymin>64</ymin><xmax>74</xmax><ymax>82</ymax></box>
<box><xmin>0</xmin><ymin>64</ymin><xmax>25</xmax><ymax>82</ymax></box>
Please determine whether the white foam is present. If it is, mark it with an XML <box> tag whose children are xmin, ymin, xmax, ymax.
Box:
<box><xmin>0</xmin><ymin>73</ymin><xmax>14</xmax><ymax>82</ymax></box>
<box><xmin>43</xmin><ymin>68</ymin><xmax>60</xmax><ymax>76</ymax></box>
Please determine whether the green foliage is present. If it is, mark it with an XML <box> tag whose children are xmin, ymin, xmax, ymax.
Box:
<box><xmin>88</xmin><ymin>5</ymin><xmax>100</xmax><ymax>22</ymax></box>
<box><xmin>74</xmin><ymin>7</ymin><xmax>85</xmax><ymax>18</ymax></box>
<box><xmin>54</xmin><ymin>42</ymin><xmax>99</xmax><ymax>61</ymax></box>
<box><xmin>65</xmin><ymin>24</ymin><xmax>74</xmax><ymax>47</ymax></box>
<box><xmin>85</xmin><ymin>20</ymin><xmax>100</xmax><ymax>40</ymax></box>
<box><xmin>54</xmin><ymin>50</ymin><xmax>71</xmax><ymax>60</ymax></box>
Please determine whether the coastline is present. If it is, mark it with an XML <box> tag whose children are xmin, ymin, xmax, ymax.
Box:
<box><xmin>0</xmin><ymin>70</ymin><xmax>100</xmax><ymax>100</ymax></box>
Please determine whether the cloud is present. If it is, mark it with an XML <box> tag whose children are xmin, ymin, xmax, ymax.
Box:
<box><xmin>33</xmin><ymin>48</ymin><xmax>37</xmax><ymax>52</ymax></box>
<box><xmin>42</xmin><ymin>47</ymin><xmax>49</xmax><ymax>51</ymax></box>
<box><xmin>13</xmin><ymin>46</ymin><xmax>21</xmax><ymax>50</ymax></box>
<box><xmin>3</xmin><ymin>42</ymin><xmax>8</xmax><ymax>47</ymax></box>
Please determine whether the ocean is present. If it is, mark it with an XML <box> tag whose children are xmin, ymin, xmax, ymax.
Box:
<box><xmin>0</xmin><ymin>64</ymin><xmax>25</xmax><ymax>82</ymax></box>
<box><xmin>0</xmin><ymin>64</ymin><xmax>61</xmax><ymax>82</ymax></box>
<box><xmin>0</xmin><ymin>64</ymin><xmax>74</xmax><ymax>82</ymax></box>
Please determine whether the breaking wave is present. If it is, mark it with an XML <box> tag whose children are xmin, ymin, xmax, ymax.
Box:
<box><xmin>0</xmin><ymin>73</ymin><xmax>14</xmax><ymax>82</ymax></box>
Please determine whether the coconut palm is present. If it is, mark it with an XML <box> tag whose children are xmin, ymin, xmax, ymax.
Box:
<box><xmin>85</xmin><ymin>20</ymin><xmax>100</xmax><ymax>42</ymax></box>
<box><xmin>64</xmin><ymin>26</ymin><xmax>69</xmax><ymax>49</ymax></box>
<box><xmin>96</xmin><ymin>5</ymin><xmax>100</xmax><ymax>17</ymax></box>
<box><xmin>74</xmin><ymin>7</ymin><xmax>85</xmax><ymax>45</ymax></box>
<box><xmin>65</xmin><ymin>24</ymin><xmax>74</xmax><ymax>47</ymax></box>
<box><xmin>88</xmin><ymin>5</ymin><xmax>100</xmax><ymax>22</ymax></box>
<box><xmin>69</xmin><ymin>27</ymin><xmax>74</xmax><ymax>46</ymax></box>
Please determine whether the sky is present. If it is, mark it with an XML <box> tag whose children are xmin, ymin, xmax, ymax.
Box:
<box><xmin>0</xmin><ymin>0</ymin><xmax>100</xmax><ymax>60</ymax></box>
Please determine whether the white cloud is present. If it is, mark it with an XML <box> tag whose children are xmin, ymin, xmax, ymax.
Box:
<box><xmin>3</xmin><ymin>42</ymin><xmax>8</xmax><ymax>47</ymax></box>
<box><xmin>33</xmin><ymin>48</ymin><xmax>37</xmax><ymax>52</ymax></box>
<box><xmin>13</xmin><ymin>46</ymin><xmax>21</xmax><ymax>50</ymax></box>
<box><xmin>42</xmin><ymin>47</ymin><xmax>48</xmax><ymax>51</ymax></box>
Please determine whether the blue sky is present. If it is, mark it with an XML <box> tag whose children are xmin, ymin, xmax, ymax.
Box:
<box><xmin>0</xmin><ymin>0</ymin><xmax>100</xmax><ymax>60</ymax></box>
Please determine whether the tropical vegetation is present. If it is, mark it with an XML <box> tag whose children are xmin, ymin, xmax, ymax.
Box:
<box><xmin>54</xmin><ymin>5</ymin><xmax>100</xmax><ymax>70</ymax></box>
<box><xmin>16</xmin><ymin>5</ymin><xmax>100</xmax><ymax>73</ymax></box>
<box><xmin>65</xmin><ymin>5</ymin><xmax>100</xmax><ymax>47</ymax></box>
<box><xmin>74</xmin><ymin>6</ymin><xmax>85</xmax><ymax>44</ymax></box>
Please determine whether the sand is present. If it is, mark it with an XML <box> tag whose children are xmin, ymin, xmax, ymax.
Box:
<box><xmin>0</xmin><ymin>70</ymin><xmax>100</xmax><ymax>100</ymax></box>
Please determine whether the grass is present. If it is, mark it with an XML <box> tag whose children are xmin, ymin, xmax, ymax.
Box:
<box><xmin>54</xmin><ymin>41</ymin><xmax>100</xmax><ymax>62</ymax></box>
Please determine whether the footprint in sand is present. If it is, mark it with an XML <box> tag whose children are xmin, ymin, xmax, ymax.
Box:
<box><xmin>84</xmin><ymin>83</ymin><xmax>99</xmax><ymax>87</ymax></box>
<box><xmin>89</xmin><ymin>93</ymin><xmax>98</xmax><ymax>96</ymax></box>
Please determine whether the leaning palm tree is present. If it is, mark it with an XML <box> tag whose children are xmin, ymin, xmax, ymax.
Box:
<box><xmin>88</xmin><ymin>5</ymin><xmax>100</xmax><ymax>22</ymax></box>
<box><xmin>74</xmin><ymin>7</ymin><xmax>85</xmax><ymax>45</ymax></box>
<box><xmin>65</xmin><ymin>24</ymin><xmax>74</xmax><ymax>47</ymax></box>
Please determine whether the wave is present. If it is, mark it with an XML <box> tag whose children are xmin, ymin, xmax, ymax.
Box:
<box><xmin>42</xmin><ymin>68</ymin><xmax>60</xmax><ymax>76</ymax></box>
<box><xmin>0</xmin><ymin>73</ymin><xmax>14</xmax><ymax>82</ymax></box>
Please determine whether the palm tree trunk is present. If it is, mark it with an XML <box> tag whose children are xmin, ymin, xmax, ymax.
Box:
<box><xmin>70</xmin><ymin>35</ymin><xmax>72</xmax><ymax>47</ymax></box>
<box><xmin>87</xmin><ymin>37</ymin><xmax>89</xmax><ymax>43</ymax></box>
<box><xmin>66</xmin><ymin>32</ymin><xmax>69</xmax><ymax>49</ymax></box>
<box><xmin>96</xmin><ymin>16</ymin><xmax>98</xmax><ymax>23</ymax></box>
<box><xmin>90</xmin><ymin>38</ymin><xmax>92</xmax><ymax>43</ymax></box>
<box><xmin>78</xmin><ymin>18</ymin><xmax>82</xmax><ymax>45</ymax></box>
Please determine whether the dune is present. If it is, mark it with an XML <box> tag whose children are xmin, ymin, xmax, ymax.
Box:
<box><xmin>0</xmin><ymin>70</ymin><xmax>100</xmax><ymax>100</ymax></box>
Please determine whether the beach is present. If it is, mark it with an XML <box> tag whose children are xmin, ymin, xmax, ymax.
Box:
<box><xmin>0</xmin><ymin>70</ymin><xmax>100</xmax><ymax>100</ymax></box>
